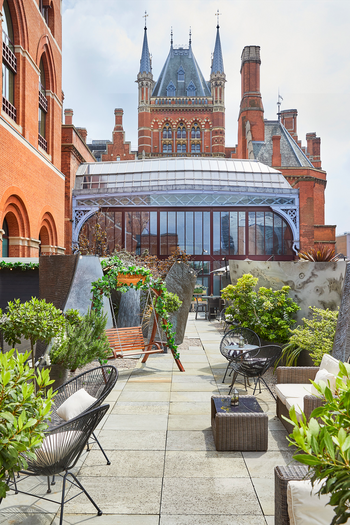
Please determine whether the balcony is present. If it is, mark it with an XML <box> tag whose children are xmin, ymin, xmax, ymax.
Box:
<box><xmin>38</xmin><ymin>133</ymin><xmax>48</xmax><ymax>152</ymax></box>
<box><xmin>39</xmin><ymin>90</ymin><xmax>48</xmax><ymax>112</ymax></box>
<box><xmin>2</xmin><ymin>32</ymin><xmax>17</xmax><ymax>73</ymax></box>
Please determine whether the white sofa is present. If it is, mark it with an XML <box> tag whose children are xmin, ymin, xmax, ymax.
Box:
<box><xmin>276</xmin><ymin>353</ymin><xmax>340</xmax><ymax>433</ymax></box>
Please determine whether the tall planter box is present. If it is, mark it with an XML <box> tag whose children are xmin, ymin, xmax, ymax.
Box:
<box><xmin>0</xmin><ymin>268</ymin><xmax>39</xmax><ymax>311</ymax></box>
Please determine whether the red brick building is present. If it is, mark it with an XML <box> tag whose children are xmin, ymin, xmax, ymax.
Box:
<box><xmin>137</xmin><ymin>24</ymin><xmax>226</xmax><ymax>158</ymax></box>
<box><xmin>0</xmin><ymin>0</ymin><xmax>65</xmax><ymax>256</ymax></box>
<box><xmin>229</xmin><ymin>46</ymin><xmax>335</xmax><ymax>251</ymax></box>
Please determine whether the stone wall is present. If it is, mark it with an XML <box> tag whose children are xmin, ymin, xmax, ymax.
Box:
<box><xmin>228</xmin><ymin>260</ymin><xmax>346</xmax><ymax>325</ymax></box>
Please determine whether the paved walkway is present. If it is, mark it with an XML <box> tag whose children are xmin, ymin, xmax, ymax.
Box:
<box><xmin>1</xmin><ymin>313</ymin><xmax>294</xmax><ymax>524</ymax></box>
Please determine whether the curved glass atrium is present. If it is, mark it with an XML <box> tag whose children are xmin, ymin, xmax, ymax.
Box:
<box><xmin>73</xmin><ymin>157</ymin><xmax>299</xmax><ymax>293</ymax></box>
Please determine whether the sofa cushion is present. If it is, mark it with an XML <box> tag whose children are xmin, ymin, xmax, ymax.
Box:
<box><xmin>319</xmin><ymin>353</ymin><xmax>340</xmax><ymax>377</ymax></box>
<box><xmin>275</xmin><ymin>383</ymin><xmax>313</xmax><ymax>405</ymax></box>
<box><xmin>310</xmin><ymin>368</ymin><xmax>336</xmax><ymax>395</ymax></box>
<box><xmin>287</xmin><ymin>479</ymin><xmax>345</xmax><ymax>525</ymax></box>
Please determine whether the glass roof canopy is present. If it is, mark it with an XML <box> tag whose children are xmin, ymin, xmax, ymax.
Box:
<box><xmin>74</xmin><ymin>157</ymin><xmax>294</xmax><ymax>192</ymax></box>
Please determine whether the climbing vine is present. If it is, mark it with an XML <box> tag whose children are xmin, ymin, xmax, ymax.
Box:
<box><xmin>0</xmin><ymin>261</ymin><xmax>39</xmax><ymax>271</ymax></box>
<box><xmin>91</xmin><ymin>256</ymin><xmax>181</xmax><ymax>360</ymax></box>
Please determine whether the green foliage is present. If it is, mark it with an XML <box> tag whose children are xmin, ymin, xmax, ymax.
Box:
<box><xmin>221</xmin><ymin>274</ymin><xmax>300</xmax><ymax>343</ymax></box>
<box><xmin>0</xmin><ymin>349</ymin><xmax>55</xmax><ymax>498</ymax></box>
<box><xmin>0</xmin><ymin>261</ymin><xmax>39</xmax><ymax>271</ymax></box>
<box><xmin>50</xmin><ymin>309</ymin><xmax>110</xmax><ymax>371</ymax></box>
<box><xmin>193</xmin><ymin>285</ymin><xmax>206</xmax><ymax>294</ymax></box>
<box><xmin>286</xmin><ymin>362</ymin><xmax>350</xmax><ymax>525</ymax></box>
<box><xmin>0</xmin><ymin>298</ymin><xmax>66</xmax><ymax>367</ymax></box>
<box><xmin>162</xmin><ymin>291</ymin><xmax>182</xmax><ymax>313</ymax></box>
<box><xmin>276</xmin><ymin>307</ymin><xmax>338</xmax><ymax>367</ymax></box>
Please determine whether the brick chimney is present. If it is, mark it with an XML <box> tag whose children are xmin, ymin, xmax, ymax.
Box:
<box><xmin>64</xmin><ymin>108</ymin><xmax>73</xmax><ymax>125</ymax></box>
<box><xmin>272</xmin><ymin>135</ymin><xmax>281</xmax><ymax>167</ymax></box>
<box><xmin>237</xmin><ymin>46</ymin><xmax>264</xmax><ymax>158</ymax></box>
<box><xmin>280</xmin><ymin>109</ymin><xmax>298</xmax><ymax>142</ymax></box>
<box><xmin>114</xmin><ymin>108</ymin><xmax>124</xmax><ymax>131</ymax></box>
<box><xmin>76</xmin><ymin>127</ymin><xmax>87</xmax><ymax>143</ymax></box>
<box><xmin>306</xmin><ymin>132</ymin><xmax>321</xmax><ymax>168</ymax></box>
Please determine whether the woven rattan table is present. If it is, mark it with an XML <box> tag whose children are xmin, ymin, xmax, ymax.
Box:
<box><xmin>211</xmin><ymin>395</ymin><xmax>268</xmax><ymax>451</ymax></box>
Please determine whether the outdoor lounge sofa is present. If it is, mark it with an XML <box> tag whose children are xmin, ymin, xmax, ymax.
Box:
<box><xmin>276</xmin><ymin>353</ymin><xmax>340</xmax><ymax>434</ymax></box>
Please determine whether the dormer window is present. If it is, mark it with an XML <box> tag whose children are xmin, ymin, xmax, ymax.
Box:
<box><xmin>187</xmin><ymin>81</ymin><xmax>196</xmax><ymax>97</ymax></box>
<box><xmin>178</xmin><ymin>66</ymin><xmax>185</xmax><ymax>82</ymax></box>
<box><xmin>166</xmin><ymin>81</ymin><xmax>176</xmax><ymax>97</ymax></box>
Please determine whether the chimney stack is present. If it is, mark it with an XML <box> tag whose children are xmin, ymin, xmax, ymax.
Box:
<box><xmin>64</xmin><ymin>108</ymin><xmax>73</xmax><ymax>125</ymax></box>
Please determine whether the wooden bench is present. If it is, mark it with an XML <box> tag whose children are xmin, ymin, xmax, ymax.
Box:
<box><xmin>106</xmin><ymin>326</ymin><xmax>162</xmax><ymax>360</ymax></box>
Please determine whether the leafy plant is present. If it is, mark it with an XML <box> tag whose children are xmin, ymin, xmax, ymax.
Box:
<box><xmin>0</xmin><ymin>298</ymin><xmax>66</xmax><ymax>367</ymax></box>
<box><xmin>49</xmin><ymin>309</ymin><xmax>110</xmax><ymax>371</ymax></box>
<box><xmin>298</xmin><ymin>244</ymin><xmax>340</xmax><ymax>262</ymax></box>
<box><xmin>193</xmin><ymin>284</ymin><xmax>206</xmax><ymax>294</ymax></box>
<box><xmin>221</xmin><ymin>274</ymin><xmax>300</xmax><ymax>343</ymax></box>
<box><xmin>0</xmin><ymin>349</ymin><xmax>55</xmax><ymax>498</ymax></box>
<box><xmin>286</xmin><ymin>362</ymin><xmax>350</xmax><ymax>525</ymax></box>
<box><xmin>276</xmin><ymin>306</ymin><xmax>338</xmax><ymax>367</ymax></box>
<box><xmin>162</xmin><ymin>291</ymin><xmax>182</xmax><ymax>313</ymax></box>
<box><xmin>0</xmin><ymin>261</ymin><xmax>38</xmax><ymax>271</ymax></box>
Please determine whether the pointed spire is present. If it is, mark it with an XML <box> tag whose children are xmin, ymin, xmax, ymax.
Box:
<box><xmin>211</xmin><ymin>13</ymin><xmax>224</xmax><ymax>74</ymax></box>
<box><xmin>189</xmin><ymin>27</ymin><xmax>192</xmax><ymax>46</ymax></box>
<box><xmin>171</xmin><ymin>27</ymin><xmax>173</xmax><ymax>47</ymax></box>
<box><xmin>139</xmin><ymin>11</ymin><xmax>151</xmax><ymax>74</ymax></box>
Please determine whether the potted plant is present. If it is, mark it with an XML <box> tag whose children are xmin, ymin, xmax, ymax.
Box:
<box><xmin>286</xmin><ymin>361</ymin><xmax>350</xmax><ymax>525</ymax></box>
<box><xmin>0</xmin><ymin>298</ymin><xmax>66</xmax><ymax>368</ymax></box>
<box><xmin>48</xmin><ymin>309</ymin><xmax>111</xmax><ymax>378</ymax></box>
<box><xmin>0</xmin><ymin>349</ymin><xmax>55</xmax><ymax>498</ymax></box>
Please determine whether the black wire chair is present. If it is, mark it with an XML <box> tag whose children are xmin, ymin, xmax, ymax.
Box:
<box><xmin>1</xmin><ymin>404</ymin><xmax>109</xmax><ymax>525</ymax></box>
<box><xmin>49</xmin><ymin>365</ymin><xmax>118</xmax><ymax>465</ymax></box>
<box><xmin>220</xmin><ymin>327</ymin><xmax>261</xmax><ymax>383</ymax></box>
<box><xmin>228</xmin><ymin>344</ymin><xmax>282</xmax><ymax>399</ymax></box>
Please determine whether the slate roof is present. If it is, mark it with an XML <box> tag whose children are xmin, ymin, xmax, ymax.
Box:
<box><xmin>152</xmin><ymin>45</ymin><xmax>211</xmax><ymax>98</ymax></box>
<box><xmin>139</xmin><ymin>27</ymin><xmax>151</xmax><ymax>74</ymax></box>
<box><xmin>211</xmin><ymin>26</ymin><xmax>224</xmax><ymax>74</ymax></box>
<box><xmin>253</xmin><ymin>121</ymin><xmax>313</xmax><ymax>168</ymax></box>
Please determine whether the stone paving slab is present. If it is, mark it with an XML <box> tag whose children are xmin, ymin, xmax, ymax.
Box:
<box><xmin>160</xmin><ymin>516</ymin><xmax>267</xmax><ymax>525</ymax></box>
<box><xmin>80</xmin><ymin>450</ymin><xmax>165</xmax><ymax>477</ymax></box>
<box><xmin>168</xmin><ymin>414</ymin><xmax>211</xmax><ymax>431</ymax></box>
<box><xmin>166</xmin><ymin>430</ymin><xmax>216</xmax><ymax>451</ymax></box>
<box><xmin>95</xmin><ymin>430</ymin><xmax>167</xmax><ymax>450</ymax></box>
<box><xmin>112</xmin><ymin>401</ymin><xmax>170</xmax><ymax>415</ymax></box>
<box><xmin>104</xmin><ymin>414</ymin><xmax>168</xmax><ymax>431</ymax></box>
<box><xmin>169</xmin><ymin>402</ymin><xmax>211</xmax><ymax>415</ymax></box>
<box><xmin>164</xmin><ymin>451</ymin><xmax>248</xmax><ymax>478</ymax></box>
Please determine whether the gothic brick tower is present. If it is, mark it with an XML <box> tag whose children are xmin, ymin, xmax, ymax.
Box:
<box><xmin>137</xmin><ymin>22</ymin><xmax>225</xmax><ymax>158</ymax></box>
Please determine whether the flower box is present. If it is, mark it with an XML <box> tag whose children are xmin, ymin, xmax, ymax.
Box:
<box><xmin>117</xmin><ymin>273</ymin><xmax>146</xmax><ymax>286</ymax></box>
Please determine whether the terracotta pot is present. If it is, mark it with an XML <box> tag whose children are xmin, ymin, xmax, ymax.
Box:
<box><xmin>117</xmin><ymin>273</ymin><xmax>146</xmax><ymax>286</ymax></box>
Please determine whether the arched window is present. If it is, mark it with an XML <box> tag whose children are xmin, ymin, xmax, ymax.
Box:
<box><xmin>162</xmin><ymin>123</ymin><xmax>172</xmax><ymax>154</ymax></box>
<box><xmin>178</xmin><ymin>66</ymin><xmax>185</xmax><ymax>82</ymax></box>
<box><xmin>190</xmin><ymin>124</ymin><xmax>201</xmax><ymax>155</ymax></box>
<box><xmin>177</xmin><ymin>124</ymin><xmax>186</xmax><ymax>139</ymax></box>
<box><xmin>2</xmin><ymin>218</ymin><xmax>9</xmax><ymax>257</ymax></box>
<box><xmin>38</xmin><ymin>59</ymin><xmax>48</xmax><ymax>152</ymax></box>
<box><xmin>166</xmin><ymin>81</ymin><xmax>176</xmax><ymax>97</ymax></box>
<box><xmin>2</xmin><ymin>0</ymin><xmax>17</xmax><ymax>121</ymax></box>
<box><xmin>163</xmin><ymin>124</ymin><xmax>172</xmax><ymax>139</ymax></box>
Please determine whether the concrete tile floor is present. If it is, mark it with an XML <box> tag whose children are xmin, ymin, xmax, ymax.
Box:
<box><xmin>1</xmin><ymin>312</ymin><xmax>292</xmax><ymax>524</ymax></box>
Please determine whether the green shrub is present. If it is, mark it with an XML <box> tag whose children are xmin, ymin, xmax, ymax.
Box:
<box><xmin>162</xmin><ymin>291</ymin><xmax>182</xmax><ymax>313</ymax></box>
<box><xmin>221</xmin><ymin>273</ymin><xmax>300</xmax><ymax>343</ymax></box>
<box><xmin>0</xmin><ymin>349</ymin><xmax>54</xmax><ymax>498</ymax></box>
<box><xmin>276</xmin><ymin>306</ymin><xmax>338</xmax><ymax>367</ymax></box>
<box><xmin>286</xmin><ymin>362</ymin><xmax>350</xmax><ymax>525</ymax></box>
<box><xmin>50</xmin><ymin>309</ymin><xmax>110</xmax><ymax>371</ymax></box>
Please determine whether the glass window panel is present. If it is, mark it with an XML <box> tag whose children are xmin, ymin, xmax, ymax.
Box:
<box><xmin>140</xmin><ymin>211</ymin><xmax>150</xmax><ymax>254</ymax></box>
<box><xmin>221</xmin><ymin>212</ymin><xmax>229</xmax><ymax>255</ymax></box>
<box><xmin>115</xmin><ymin>212</ymin><xmax>122</xmax><ymax>249</ymax></box>
<box><xmin>194</xmin><ymin>211</ymin><xmax>202</xmax><ymax>255</ymax></box>
<box><xmin>177</xmin><ymin>212</ymin><xmax>185</xmax><ymax>251</ymax></box>
<box><xmin>168</xmin><ymin>211</ymin><xmax>177</xmax><ymax>254</ymax></box>
<box><xmin>274</xmin><ymin>214</ymin><xmax>282</xmax><ymax>255</ymax></box>
<box><xmin>160</xmin><ymin>211</ymin><xmax>167</xmax><ymax>255</ymax></box>
<box><xmin>125</xmin><ymin>211</ymin><xmax>132</xmax><ymax>252</ymax></box>
<box><xmin>283</xmin><ymin>220</ymin><xmax>293</xmax><ymax>255</ymax></box>
<box><xmin>213</xmin><ymin>212</ymin><xmax>220</xmax><ymax>255</ymax></box>
<box><xmin>213</xmin><ymin>275</ymin><xmax>221</xmax><ymax>296</ymax></box>
<box><xmin>238</xmin><ymin>211</ymin><xmax>246</xmax><ymax>255</ymax></box>
<box><xmin>229</xmin><ymin>212</ymin><xmax>238</xmax><ymax>255</ymax></box>
<box><xmin>203</xmin><ymin>212</ymin><xmax>210</xmax><ymax>254</ymax></box>
<box><xmin>185</xmin><ymin>211</ymin><xmax>193</xmax><ymax>255</ymax></box>
<box><xmin>265</xmin><ymin>212</ymin><xmax>273</xmax><ymax>255</ymax></box>
<box><xmin>248</xmin><ymin>211</ymin><xmax>256</xmax><ymax>256</ymax></box>
<box><xmin>256</xmin><ymin>211</ymin><xmax>265</xmax><ymax>255</ymax></box>
<box><xmin>105</xmin><ymin>211</ymin><xmax>115</xmax><ymax>254</ymax></box>
<box><xmin>149</xmin><ymin>212</ymin><xmax>157</xmax><ymax>255</ymax></box>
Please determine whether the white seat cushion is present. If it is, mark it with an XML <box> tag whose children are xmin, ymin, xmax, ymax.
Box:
<box><xmin>285</xmin><ymin>397</ymin><xmax>304</xmax><ymax>421</ymax></box>
<box><xmin>310</xmin><ymin>368</ymin><xmax>336</xmax><ymax>395</ymax></box>
<box><xmin>319</xmin><ymin>354</ymin><xmax>340</xmax><ymax>377</ymax></box>
<box><xmin>56</xmin><ymin>388</ymin><xmax>97</xmax><ymax>421</ymax></box>
<box><xmin>275</xmin><ymin>383</ymin><xmax>313</xmax><ymax>405</ymax></box>
<box><xmin>287</xmin><ymin>479</ymin><xmax>348</xmax><ymax>525</ymax></box>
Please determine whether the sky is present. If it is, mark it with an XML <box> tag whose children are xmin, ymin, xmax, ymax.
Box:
<box><xmin>62</xmin><ymin>0</ymin><xmax>350</xmax><ymax>236</ymax></box>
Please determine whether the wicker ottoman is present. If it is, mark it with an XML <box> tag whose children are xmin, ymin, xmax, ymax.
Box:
<box><xmin>211</xmin><ymin>395</ymin><xmax>268</xmax><ymax>451</ymax></box>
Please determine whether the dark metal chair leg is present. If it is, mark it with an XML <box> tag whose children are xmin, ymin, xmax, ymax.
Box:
<box><xmin>222</xmin><ymin>363</ymin><xmax>230</xmax><ymax>383</ymax></box>
<box><xmin>68</xmin><ymin>472</ymin><xmax>102</xmax><ymax>517</ymax></box>
<box><xmin>47</xmin><ymin>476</ymin><xmax>51</xmax><ymax>493</ymax></box>
<box><xmin>92</xmin><ymin>431</ymin><xmax>111</xmax><ymax>465</ymax></box>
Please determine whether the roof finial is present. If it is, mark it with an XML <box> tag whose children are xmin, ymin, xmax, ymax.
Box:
<box><xmin>277</xmin><ymin>91</ymin><xmax>283</xmax><ymax>121</ymax></box>
<box><xmin>189</xmin><ymin>26</ymin><xmax>192</xmax><ymax>46</ymax></box>
<box><xmin>171</xmin><ymin>27</ymin><xmax>173</xmax><ymax>46</ymax></box>
<box><xmin>215</xmin><ymin>9</ymin><xmax>221</xmax><ymax>28</ymax></box>
<box><xmin>143</xmin><ymin>10</ymin><xmax>148</xmax><ymax>29</ymax></box>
